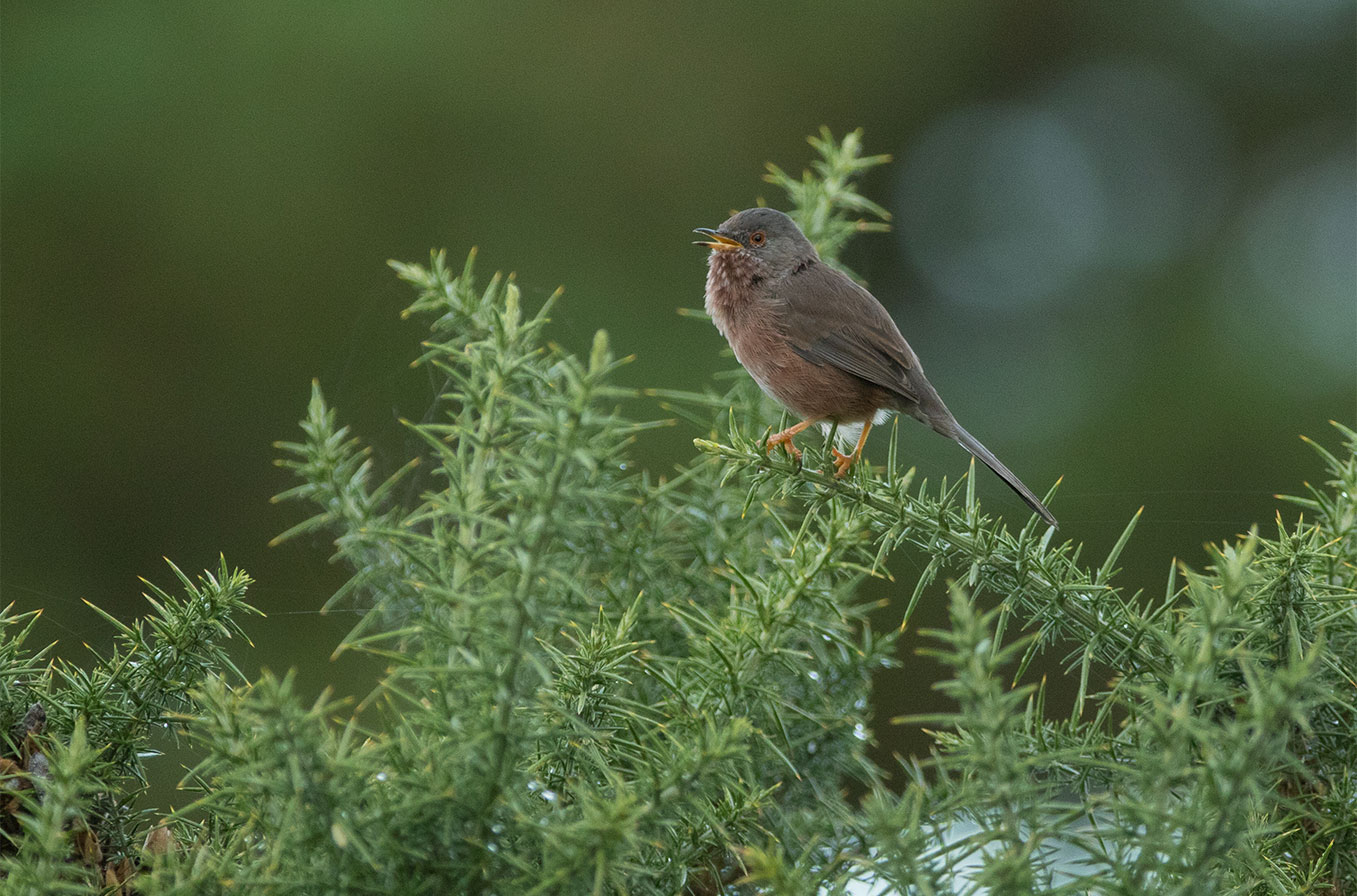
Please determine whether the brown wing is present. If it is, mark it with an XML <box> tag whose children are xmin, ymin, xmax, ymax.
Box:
<box><xmin>778</xmin><ymin>261</ymin><xmax>921</xmax><ymax>405</ymax></box>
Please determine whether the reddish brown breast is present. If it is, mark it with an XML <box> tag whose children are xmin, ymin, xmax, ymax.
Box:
<box><xmin>704</xmin><ymin>252</ymin><xmax>887</xmax><ymax>423</ymax></box>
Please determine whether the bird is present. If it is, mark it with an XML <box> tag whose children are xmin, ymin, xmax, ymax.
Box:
<box><xmin>695</xmin><ymin>207</ymin><xmax>1058</xmax><ymax>529</ymax></box>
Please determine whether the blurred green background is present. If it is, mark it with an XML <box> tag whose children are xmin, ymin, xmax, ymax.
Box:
<box><xmin>3</xmin><ymin>3</ymin><xmax>1353</xmax><ymax>765</ymax></box>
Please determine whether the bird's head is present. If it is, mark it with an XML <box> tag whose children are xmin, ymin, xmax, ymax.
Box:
<box><xmin>693</xmin><ymin>207</ymin><xmax>818</xmax><ymax>274</ymax></box>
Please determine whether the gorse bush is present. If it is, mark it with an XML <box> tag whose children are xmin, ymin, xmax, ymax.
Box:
<box><xmin>1</xmin><ymin>130</ymin><xmax>1352</xmax><ymax>895</ymax></box>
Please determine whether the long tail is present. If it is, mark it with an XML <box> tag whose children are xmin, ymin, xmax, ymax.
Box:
<box><xmin>939</xmin><ymin>419</ymin><xmax>1058</xmax><ymax>528</ymax></box>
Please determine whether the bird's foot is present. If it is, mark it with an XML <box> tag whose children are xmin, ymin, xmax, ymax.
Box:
<box><xmin>831</xmin><ymin>447</ymin><xmax>859</xmax><ymax>478</ymax></box>
<box><xmin>765</xmin><ymin>429</ymin><xmax>803</xmax><ymax>463</ymax></box>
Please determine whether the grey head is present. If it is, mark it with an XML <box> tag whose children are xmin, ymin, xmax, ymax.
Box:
<box><xmin>693</xmin><ymin>207</ymin><xmax>818</xmax><ymax>277</ymax></box>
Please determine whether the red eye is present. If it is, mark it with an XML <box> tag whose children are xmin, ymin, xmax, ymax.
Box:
<box><xmin>749</xmin><ymin>231</ymin><xmax>766</xmax><ymax>246</ymax></box>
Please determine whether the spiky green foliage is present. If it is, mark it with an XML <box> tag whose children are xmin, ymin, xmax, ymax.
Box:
<box><xmin>0</xmin><ymin>561</ymin><xmax>257</xmax><ymax>888</ymax></box>
<box><xmin>724</xmin><ymin>423</ymin><xmax>1356</xmax><ymax>893</ymax></box>
<box><xmin>205</xmin><ymin>253</ymin><xmax>894</xmax><ymax>893</ymax></box>
<box><xmin>139</xmin><ymin>131</ymin><xmax>897</xmax><ymax>895</ymax></box>
<box><xmin>2</xmin><ymin>131</ymin><xmax>1351</xmax><ymax>895</ymax></box>
<box><xmin>763</xmin><ymin>126</ymin><xmax>892</xmax><ymax>279</ymax></box>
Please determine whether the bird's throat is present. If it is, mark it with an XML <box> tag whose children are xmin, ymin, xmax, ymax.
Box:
<box><xmin>703</xmin><ymin>251</ymin><xmax>766</xmax><ymax>339</ymax></box>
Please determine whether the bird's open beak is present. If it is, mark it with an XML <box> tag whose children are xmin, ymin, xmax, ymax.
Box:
<box><xmin>693</xmin><ymin>228</ymin><xmax>742</xmax><ymax>251</ymax></box>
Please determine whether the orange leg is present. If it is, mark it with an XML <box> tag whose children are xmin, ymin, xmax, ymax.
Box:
<box><xmin>831</xmin><ymin>421</ymin><xmax>874</xmax><ymax>478</ymax></box>
<box><xmin>765</xmin><ymin>417</ymin><xmax>822</xmax><ymax>462</ymax></box>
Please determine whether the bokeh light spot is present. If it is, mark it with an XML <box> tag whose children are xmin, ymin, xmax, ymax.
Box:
<box><xmin>896</xmin><ymin>63</ymin><xmax>1234</xmax><ymax>313</ymax></box>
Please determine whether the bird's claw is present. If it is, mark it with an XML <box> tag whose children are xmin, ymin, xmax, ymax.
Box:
<box><xmin>831</xmin><ymin>448</ymin><xmax>858</xmax><ymax>478</ymax></box>
<box><xmin>765</xmin><ymin>431</ymin><xmax>803</xmax><ymax>463</ymax></box>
